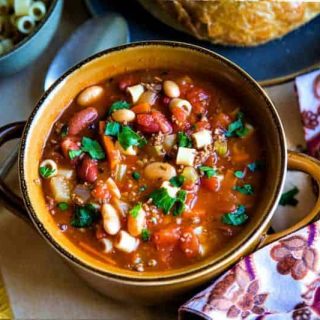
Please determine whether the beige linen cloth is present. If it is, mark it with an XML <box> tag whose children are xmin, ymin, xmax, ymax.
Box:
<box><xmin>0</xmin><ymin>2</ymin><xmax>316</xmax><ymax>319</ymax></box>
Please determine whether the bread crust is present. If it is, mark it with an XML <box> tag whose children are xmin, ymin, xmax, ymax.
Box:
<box><xmin>138</xmin><ymin>0</ymin><xmax>320</xmax><ymax>47</ymax></box>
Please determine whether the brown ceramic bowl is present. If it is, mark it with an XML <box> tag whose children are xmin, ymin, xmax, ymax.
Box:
<box><xmin>1</xmin><ymin>41</ymin><xmax>320</xmax><ymax>304</ymax></box>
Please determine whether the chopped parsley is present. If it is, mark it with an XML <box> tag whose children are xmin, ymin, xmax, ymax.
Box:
<box><xmin>57</xmin><ymin>202</ymin><xmax>69</xmax><ymax>211</ymax></box>
<box><xmin>39</xmin><ymin>166</ymin><xmax>56</xmax><ymax>178</ymax></box>
<box><xmin>222</xmin><ymin>205</ymin><xmax>248</xmax><ymax>226</ymax></box>
<box><xmin>81</xmin><ymin>137</ymin><xmax>105</xmax><ymax>160</ymax></box>
<box><xmin>199</xmin><ymin>166</ymin><xmax>217</xmax><ymax>178</ymax></box>
<box><xmin>149</xmin><ymin>188</ymin><xmax>176</xmax><ymax>214</ymax></box>
<box><xmin>172</xmin><ymin>190</ymin><xmax>187</xmax><ymax>216</ymax></box>
<box><xmin>107</xmin><ymin>100</ymin><xmax>130</xmax><ymax>115</ymax></box>
<box><xmin>118</xmin><ymin>125</ymin><xmax>147</xmax><ymax>150</ymax></box>
<box><xmin>279</xmin><ymin>187</ymin><xmax>299</xmax><ymax>206</ymax></box>
<box><xmin>234</xmin><ymin>170</ymin><xmax>245</xmax><ymax>179</ymax></box>
<box><xmin>129</xmin><ymin>203</ymin><xmax>142</xmax><ymax>218</ymax></box>
<box><xmin>104</xmin><ymin>122</ymin><xmax>121</xmax><ymax>137</ymax></box>
<box><xmin>60</xmin><ymin>124</ymin><xmax>68</xmax><ymax>137</ymax></box>
<box><xmin>225</xmin><ymin>112</ymin><xmax>249</xmax><ymax>138</ymax></box>
<box><xmin>177</xmin><ymin>132</ymin><xmax>192</xmax><ymax>148</ymax></box>
<box><xmin>234</xmin><ymin>184</ymin><xmax>254</xmax><ymax>195</ymax></box>
<box><xmin>141</xmin><ymin>229</ymin><xmax>151</xmax><ymax>242</ymax></box>
<box><xmin>247</xmin><ymin>160</ymin><xmax>264</xmax><ymax>172</ymax></box>
<box><xmin>71</xmin><ymin>204</ymin><xmax>99</xmax><ymax>228</ymax></box>
<box><xmin>169</xmin><ymin>175</ymin><xmax>185</xmax><ymax>187</ymax></box>
<box><xmin>132</xmin><ymin>171</ymin><xmax>141</xmax><ymax>180</ymax></box>
<box><xmin>68</xmin><ymin>149</ymin><xmax>82</xmax><ymax>160</ymax></box>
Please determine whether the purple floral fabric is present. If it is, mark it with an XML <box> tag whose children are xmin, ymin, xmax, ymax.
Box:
<box><xmin>179</xmin><ymin>222</ymin><xmax>320</xmax><ymax>319</ymax></box>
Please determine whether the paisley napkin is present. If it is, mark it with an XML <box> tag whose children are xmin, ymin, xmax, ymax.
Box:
<box><xmin>179</xmin><ymin>69</ymin><xmax>320</xmax><ymax>320</ymax></box>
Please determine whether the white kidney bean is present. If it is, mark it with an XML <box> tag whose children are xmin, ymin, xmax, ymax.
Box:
<box><xmin>128</xmin><ymin>206</ymin><xmax>146</xmax><ymax>237</ymax></box>
<box><xmin>101</xmin><ymin>204</ymin><xmax>121</xmax><ymax>235</ymax></box>
<box><xmin>144</xmin><ymin>162</ymin><xmax>176</xmax><ymax>181</ymax></box>
<box><xmin>163</xmin><ymin>80</ymin><xmax>180</xmax><ymax>98</ymax></box>
<box><xmin>126</xmin><ymin>84</ymin><xmax>144</xmax><ymax>103</ymax></box>
<box><xmin>77</xmin><ymin>85</ymin><xmax>105</xmax><ymax>107</ymax></box>
<box><xmin>100</xmin><ymin>238</ymin><xmax>113</xmax><ymax>253</ymax></box>
<box><xmin>106</xmin><ymin>177</ymin><xmax>121</xmax><ymax>199</ymax></box>
<box><xmin>114</xmin><ymin>230</ymin><xmax>139</xmax><ymax>253</ymax></box>
<box><xmin>112</xmin><ymin>109</ymin><xmax>136</xmax><ymax>123</ymax></box>
<box><xmin>40</xmin><ymin>159</ymin><xmax>58</xmax><ymax>178</ymax></box>
<box><xmin>169</xmin><ymin>98</ymin><xmax>192</xmax><ymax>115</ymax></box>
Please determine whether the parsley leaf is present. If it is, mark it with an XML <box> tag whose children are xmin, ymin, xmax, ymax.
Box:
<box><xmin>169</xmin><ymin>175</ymin><xmax>185</xmax><ymax>187</ymax></box>
<box><xmin>132</xmin><ymin>171</ymin><xmax>141</xmax><ymax>180</ymax></box>
<box><xmin>279</xmin><ymin>187</ymin><xmax>299</xmax><ymax>206</ymax></box>
<box><xmin>141</xmin><ymin>229</ymin><xmax>151</xmax><ymax>242</ymax></box>
<box><xmin>81</xmin><ymin>137</ymin><xmax>105</xmax><ymax>160</ymax></box>
<box><xmin>129</xmin><ymin>203</ymin><xmax>142</xmax><ymax>218</ymax></box>
<box><xmin>234</xmin><ymin>184</ymin><xmax>254</xmax><ymax>195</ymax></box>
<box><xmin>57</xmin><ymin>202</ymin><xmax>69</xmax><ymax>211</ymax></box>
<box><xmin>199</xmin><ymin>166</ymin><xmax>217</xmax><ymax>178</ymax></box>
<box><xmin>172</xmin><ymin>190</ymin><xmax>187</xmax><ymax>216</ymax></box>
<box><xmin>225</xmin><ymin>112</ymin><xmax>249</xmax><ymax>138</ymax></box>
<box><xmin>39</xmin><ymin>166</ymin><xmax>56</xmax><ymax>178</ymax></box>
<box><xmin>222</xmin><ymin>205</ymin><xmax>248</xmax><ymax>226</ymax></box>
<box><xmin>177</xmin><ymin>132</ymin><xmax>192</xmax><ymax>148</ymax></box>
<box><xmin>71</xmin><ymin>204</ymin><xmax>99</xmax><ymax>228</ymax></box>
<box><xmin>150</xmin><ymin>188</ymin><xmax>176</xmax><ymax>214</ymax></box>
<box><xmin>108</xmin><ymin>100</ymin><xmax>130</xmax><ymax>115</ymax></box>
<box><xmin>69</xmin><ymin>149</ymin><xmax>82</xmax><ymax>160</ymax></box>
<box><xmin>247</xmin><ymin>160</ymin><xmax>264</xmax><ymax>172</ymax></box>
<box><xmin>234</xmin><ymin>170</ymin><xmax>245</xmax><ymax>179</ymax></box>
<box><xmin>118</xmin><ymin>125</ymin><xmax>146</xmax><ymax>150</ymax></box>
<box><xmin>104</xmin><ymin>122</ymin><xmax>121</xmax><ymax>137</ymax></box>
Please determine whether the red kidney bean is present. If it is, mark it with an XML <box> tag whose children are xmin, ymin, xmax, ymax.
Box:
<box><xmin>314</xmin><ymin>74</ymin><xmax>320</xmax><ymax>99</ymax></box>
<box><xmin>78</xmin><ymin>155</ymin><xmax>98</xmax><ymax>183</ymax></box>
<box><xmin>152</xmin><ymin>111</ymin><xmax>173</xmax><ymax>134</ymax></box>
<box><xmin>137</xmin><ymin>114</ymin><xmax>161</xmax><ymax>133</ymax></box>
<box><xmin>61</xmin><ymin>136</ymin><xmax>81</xmax><ymax>159</ymax></box>
<box><xmin>68</xmin><ymin>107</ymin><xmax>98</xmax><ymax>136</ymax></box>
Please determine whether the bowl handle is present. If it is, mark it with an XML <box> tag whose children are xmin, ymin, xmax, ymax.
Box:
<box><xmin>259</xmin><ymin>150</ymin><xmax>320</xmax><ymax>248</ymax></box>
<box><xmin>0</xmin><ymin>122</ymin><xmax>30</xmax><ymax>223</ymax></box>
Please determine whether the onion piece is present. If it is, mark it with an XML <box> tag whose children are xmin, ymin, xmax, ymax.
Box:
<box><xmin>138</xmin><ymin>90</ymin><xmax>158</xmax><ymax>105</ymax></box>
<box><xmin>115</xmin><ymin>164</ymin><xmax>127</xmax><ymax>181</ymax></box>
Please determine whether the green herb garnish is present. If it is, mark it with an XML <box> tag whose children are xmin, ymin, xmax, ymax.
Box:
<box><xmin>68</xmin><ymin>149</ymin><xmax>82</xmax><ymax>160</ymax></box>
<box><xmin>108</xmin><ymin>100</ymin><xmax>130</xmax><ymax>115</ymax></box>
<box><xmin>222</xmin><ymin>205</ymin><xmax>248</xmax><ymax>226</ymax></box>
<box><xmin>132</xmin><ymin>171</ymin><xmax>141</xmax><ymax>180</ymax></box>
<box><xmin>57</xmin><ymin>202</ymin><xmax>69</xmax><ymax>211</ymax></box>
<box><xmin>234</xmin><ymin>170</ymin><xmax>245</xmax><ymax>179</ymax></box>
<box><xmin>177</xmin><ymin>132</ymin><xmax>192</xmax><ymax>148</ymax></box>
<box><xmin>71</xmin><ymin>204</ymin><xmax>99</xmax><ymax>228</ymax></box>
<box><xmin>39</xmin><ymin>166</ymin><xmax>56</xmax><ymax>178</ymax></box>
<box><xmin>172</xmin><ymin>190</ymin><xmax>187</xmax><ymax>216</ymax></box>
<box><xmin>104</xmin><ymin>122</ymin><xmax>121</xmax><ymax>137</ymax></box>
<box><xmin>225</xmin><ymin>112</ymin><xmax>249</xmax><ymax>138</ymax></box>
<box><xmin>141</xmin><ymin>229</ymin><xmax>151</xmax><ymax>242</ymax></box>
<box><xmin>118</xmin><ymin>125</ymin><xmax>147</xmax><ymax>150</ymax></box>
<box><xmin>279</xmin><ymin>187</ymin><xmax>299</xmax><ymax>206</ymax></box>
<box><xmin>169</xmin><ymin>175</ymin><xmax>185</xmax><ymax>187</ymax></box>
<box><xmin>129</xmin><ymin>203</ymin><xmax>142</xmax><ymax>218</ymax></box>
<box><xmin>234</xmin><ymin>184</ymin><xmax>254</xmax><ymax>195</ymax></box>
<box><xmin>81</xmin><ymin>137</ymin><xmax>105</xmax><ymax>160</ymax></box>
<box><xmin>247</xmin><ymin>160</ymin><xmax>264</xmax><ymax>172</ymax></box>
<box><xmin>149</xmin><ymin>188</ymin><xmax>176</xmax><ymax>214</ymax></box>
<box><xmin>199</xmin><ymin>166</ymin><xmax>217</xmax><ymax>178</ymax></box>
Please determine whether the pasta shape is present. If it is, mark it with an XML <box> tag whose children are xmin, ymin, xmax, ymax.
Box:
<box><xmin>14</xmin><ymin>0</ymin><xmax>31</xmax><ymax>16</ymax></box>
<box><xmin>29</xmin><ymin>1</ymin><xmax>46</xmax><ymax>21</ymax></box>
<box><xmin>16</xmin><ymin>15</ymin><xmax>35</xmax><ymax>34</ymax></box>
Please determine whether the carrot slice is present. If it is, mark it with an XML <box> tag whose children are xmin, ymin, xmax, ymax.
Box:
<box><xmin>79</xmin><ymin>241</ymin><xmax>116</xmax><ymax>265</ymax></box>
<box><xmin>131</xmin><ymin>103</ymin><xmax>151</xmax><ymax>114</ymax></box>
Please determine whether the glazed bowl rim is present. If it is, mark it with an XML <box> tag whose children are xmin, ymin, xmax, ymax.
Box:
<box><xmin>19</xmin><ymin>40</ymin><xmax>287</xmax><ymax>285</ymax></box>
<box><xmin>0</xmin><ymin>0</ymin><xmax>59</xmax><ymax>61</ymax></box>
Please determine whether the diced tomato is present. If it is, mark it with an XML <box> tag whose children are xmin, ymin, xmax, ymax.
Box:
<box><xmin>179</xmin><ymin>226</ymin><xmax>200</xmax><ymax>258</ymax></box>
<box><xmin>61</xmin><ymin>136</ymin><xmax>81</xmax><ymax>160</ymax></box>
<box><xmin>204</xmin><ymin>154</ymin><xmax>217</xmax><ymax>167</ymax></box>
<box><xmin>118</xmin><ymin>74</ymin><xmax>137</xmax><ymax>91</ymax></box>
<box><xmin>171</xmin><ymin>106</ymin><xmax>188</xmax><ymax>122</ymax></box>
<box><xmin>194</xmin><ymin>120</ymin><xmax>211</xmax><ymax>131</ymax></box>
<box><xmin>186</xmin><ymin>87</ymin><xmax>210</xmax><ymax>115</ymax></box>
<box><xmin>210</xmin><ymin>112</ymin><xmax>232</xmax><ymax>129</ymax></box>
<box><xmin>201</xmin><ymin>176</ymin><xmax>220</xmax><ymax>192</ymax></box>
<box><xmin>153</xmin><ymin>225</ymin><xmax>181</xmax><ymax>250</ymax></box>
<box><xmin>176</xmin><ymin>76</ymin><xmax>193</xmax><ymax>96</ymax></box>
<box><xmin>91</xmin><ymin>180</ymin><xmax>110</xmax><ymax>201</ymax></box>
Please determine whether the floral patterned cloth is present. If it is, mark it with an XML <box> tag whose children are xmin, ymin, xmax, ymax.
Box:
<box><xmin>179</xmin><ymin>222</ymin><xmax>320</xmax><ymax>319</ymax></box>
<box><xmin>179</xmin><ymin>70</ymin><xmax>320</xmax><ymax>320</ymax></box>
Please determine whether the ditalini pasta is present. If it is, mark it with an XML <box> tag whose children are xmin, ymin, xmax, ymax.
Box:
<box><xmin>0</xmin><ymin>0</ymin><xmax>49</xmax><ymax>55</ymax></box>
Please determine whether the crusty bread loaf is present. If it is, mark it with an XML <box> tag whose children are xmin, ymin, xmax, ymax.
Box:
<box><xmin>138</xmin><ymin>0</ymin><xmax>320</xmax><ymax>47</ymax></box>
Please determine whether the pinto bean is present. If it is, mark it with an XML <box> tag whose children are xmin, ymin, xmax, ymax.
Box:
<box><xmin>68</xmin><ymin>107</ymin><xmax>98</xmax><ymax>136</ymax></box>
<box><xmin>144</xmin><ymin>162</ymin><xmax>176</xmax><ymax>181</ymax></box>
<box><xmin>78</xmin><ymin>155</ymin><xmax>98</xmax><ymax>183</ymax></box>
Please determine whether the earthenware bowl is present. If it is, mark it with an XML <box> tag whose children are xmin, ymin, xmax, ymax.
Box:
<box><xmin>1</xmin><ymin>41</ymin><xmax>320</xmax><ymax>304</ymax></box>
<box><xmin>0</xmin><ymin>0</ymin><xmax>63</xmax><ymax>76</ymax></box>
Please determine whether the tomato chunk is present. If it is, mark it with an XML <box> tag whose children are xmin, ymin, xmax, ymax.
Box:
<box><xmin>201</xmin><ymin>176</ymin><xmax>220</xmax><ymax>192</ymax></box>
<box><xmin>153</xmin><ymin>225</ymin><xmax>181</xmax><ymax>250</ymax></box>
<box><xmin>186</xmin><ymin>87</ymin><xmax>210</xmax><ymax>115</ymax></box>
<box><xmin>180</xmin><ymin>227</ymin><xmax>200</xmax><ymax>258</ymax></box>
<box><xmin>91</xmin><ymin>180</ymin><xmax>110</xmax><ymax>201</ymax></box>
